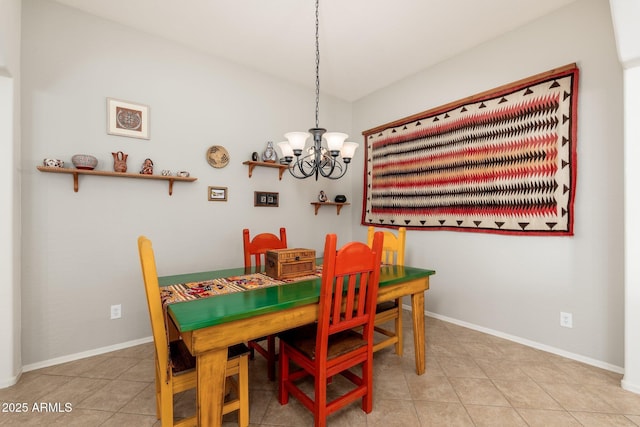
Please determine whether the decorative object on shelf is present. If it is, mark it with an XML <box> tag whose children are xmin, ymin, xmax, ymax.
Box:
<box><xmin>318</xmin><ymin>190</ymin><xmax>328</xmax><ymax>203</ymax></box>
<box><xmin>161</xmin><ymin>169</ymin><xmax>171</xmax><ymax>176</ymax></box>
<box><xmin>206</xmin><ymin>145</ymin><xmax>230</xmax><ymax>168</ymax></box>
<box><xmin>71</xmin><ymin>154</ymin><xmax>98</xmax><ymax>170</ymax></box>
<box><xmin>112</xmin><ymin>151</ymin><xmax>128</xmax><ymax>173</ymax></box>
<box><xmin>43</xmin><ymin>158</ymin><xmax>64</xmax><ymax>168</ymax></box>
<box><xmin>140</xmin><ymin>158</ymin><xmax>154</xmax><ymax>175</ymax></box>
<box><xmin>208</xmin><ymin>186</ymin><xmax>228</xmax><ymax>202</ymax></box>
<box><xmin>334</xmin><ymin>194</ymin><xmax>347</xmax><ymax>203</ymax></box>
<box><xmin>251</xmin><ymin>152</ymin><xmax>259</xmax><ymax>161</ymax></box>
<box><xmin>176</xmin><ymin>171</ymin><xmax>190</xmax><ymax>177</ymax></box>
<box><xmin>261</xmin><ymin>141</ymin><xmax>278</xmax><ymax>163</ymax></box>
<box><xmin>276</xmin><ymin>0</ymin><xmax>358</xmax><ymax>180</ymax></box>
<box><xmin>107</xmin><ymin>98</ymin><xmax>150</xmax><ymax>140</ymax></box>
<box><xmin>255</xmin><ymin>191</ymin><xmax>279</xmax><ymax>207</ymax></box>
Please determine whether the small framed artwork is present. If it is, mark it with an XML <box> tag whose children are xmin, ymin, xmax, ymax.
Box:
<box><xmin>208</xmin><ymin>186</ymin><xmax>228</xmax><ymax>202</ymax></box>
<box><xmin>255</xmin><ymin>191</ymin><xmax>279</xmax><ymax>207</ymax></box>
<box><xmin>107</xmin><ymin>98</ymin><xmax>150</xmax><ymax>139</ymax></box>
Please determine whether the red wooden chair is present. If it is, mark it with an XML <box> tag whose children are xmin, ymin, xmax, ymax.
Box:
<box><xmin>242</xmin><ymin>227</ymin><xmax>287</xmax><ymax>381</ymax></box>
<box><xmin>278</xmin><ymin>232</ymin><xmax>383</xmax><ymax>427</ymax></box>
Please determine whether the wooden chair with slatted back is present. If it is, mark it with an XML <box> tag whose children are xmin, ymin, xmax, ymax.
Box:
<box><xmin>367</xmin><ymin>226</ymin><xmax>406</xmax><ymax>355</ymax></box>
<box><xmin>278</xmin><ymin>232</ymin><xmax>384</xmax><ymax>427</ymax></box>
<box><xmin>242</xmin><ymin>227</ymin><xmax>287</xmax><ymax>381</ymax></box>
<box><xmin>138</xmin><ymin>235</ymin><xmax>250</xmax><ymax>427</ymax></box>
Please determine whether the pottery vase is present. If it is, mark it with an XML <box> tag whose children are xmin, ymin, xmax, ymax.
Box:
<box><xmin>112</xmin><ymin>151</ymin><xmax>128</xmax><ymax>173</ymax></box>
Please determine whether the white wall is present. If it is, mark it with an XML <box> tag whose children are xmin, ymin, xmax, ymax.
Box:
<box><xmin>0</xmin><ymin>0</ymin><xmax>22</xmax><ymax>388</ymax></box>
<box><xmin>20</xmin><ymin>0</ymin><xmax>355</xmax><ymax>367</ymax></box>
<box><xmin>352</xmin><ymin>0</ymin><xmax>625</xmax><ymax>369</ymax></box>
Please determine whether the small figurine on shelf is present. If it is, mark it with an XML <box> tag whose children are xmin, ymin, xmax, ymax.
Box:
<box><xmin>262</xmin><ymin>141</ymin><xmax>278</xmax><ymax>163</ymax></box>
<box><xmin>140</xmin><ymin>158</ymin><xmax>154</xmax><ymax>175</ymax></box>
<box><xmin>318</xmin><ymin>190</ymin><xmax>328</xmax><ymax>203</ymax></box>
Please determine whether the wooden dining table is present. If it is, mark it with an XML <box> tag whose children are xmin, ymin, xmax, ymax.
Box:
<box><xmin>158</xmin><ymin>262</ymin><xmax>435</xmax><ymax>426</ymax></box>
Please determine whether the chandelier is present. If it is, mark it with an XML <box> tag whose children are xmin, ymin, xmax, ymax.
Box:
<box><xmin>277</xmin><ymin>0</ymin><xmax>358</xmax><ymax>180</ymax></box>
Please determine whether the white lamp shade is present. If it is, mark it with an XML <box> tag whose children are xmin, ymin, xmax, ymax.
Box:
<box><xmin>277</xmin><ymin>141</ymin><xmax>294</xmax><ymax>158</ymax></box>
<box><xmin>340</xmin><ymin>141</ymin><xmax>358</xmax><ymax>159</ymax></box>
<box><xmin>284</xmin><ymin>132</ymin><xmax>310</xmax><ymax>151</ymax></box>
<box><xmin>323</xmin><ymin>132</ymin><xmax>348</xmax><ymax>152</ymax></box>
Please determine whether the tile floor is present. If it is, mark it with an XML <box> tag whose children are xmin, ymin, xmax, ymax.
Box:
<box><xmin>1</xmin><ymin>313</ymin><xmax>640</xmax><ymax>426</ymax></box>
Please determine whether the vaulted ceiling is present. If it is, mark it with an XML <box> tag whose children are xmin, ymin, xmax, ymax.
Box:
<box><xmin>51</xmin><ymin>0</ymin><xmax>579</xmax><ymax>101</ymax></box>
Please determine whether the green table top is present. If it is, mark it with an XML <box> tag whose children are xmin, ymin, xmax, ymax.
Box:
<box><xmin>159</xmin><ymin>262</ymin><xmax>435</xmax><ymax>332</ymax></box>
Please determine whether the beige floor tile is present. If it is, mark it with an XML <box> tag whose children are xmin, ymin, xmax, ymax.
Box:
<box><xmin>465</xmin><ymin>404</ymin><xmax>528</xmax><ymax>426</ymax></box>
<box><xmin>436</xmin><ymin>356</ymin><xmax>487</xmax><ymax>379</ymax></box>
<box><xmin>516</xmin><ymin>408</ymin><xmax>581</xmax><ymax>426</ymax></box>
<box><xmin>405</xmin><ymin>373</ymin><xmax>460</xmax><ymax>402</ymax></box>
<box><xmin>475</xmin><ymin>358</ymin><xmax>531</xmax><ymax>382</ymax></box>
<box><xmin>79</xmin><ymin>357</ymin><xmax>143</xmax><ymax>380</ymax></box>
<box><xmin>118</xmin><ymin>382</ymin><xmax>158</xmax><ymax>416</ymax></box>
<box><xmin>0</xmin><ymin>373</ymin><xmax>73</xmax><ymax>403</ymax></box>
<box><xmin>449</xmin><ymin>377</ymin><xmax>510</xmax><ymax>406</ymax></box>
<box><xmin>570</xmin><ymin>411</ymin><xmax>639</xmax><ymax>426</ymax></box>
<box><xmin>100</xmin><ymin>412</ymin><xmax>159</xmax><ymax>427</ymax></box>
<box><xmin>413</xmin><ymin>401</ymin><xmax>474</xmax><ymax>426</ymax></box>
<box><xmin>493</xmin><ymin>378</ymin><xmax>562</xmax><ymax>409</ymax></box>
<box><xmin>365</xmin><ymin>398</ymin><xmax>420</xmax><ymax>427</ymax></box>
<box><xmin>537</xmin><ymin>382</ymin><xmax>618</xmax><ymax>412</ymax></box>
<box><xmin>38</xmin><ymin>376</ymin><xmax>111</xmax><ymax>407</ymax></box>
<box><xmin>76</xmin><ymin>379</ymin><xmax>149</xmax><ymax>412</ymax></box>
<box><xmin>117</xmin><ymin>358</ymin><xmax>155</xmax><ymax>382</ymax></box>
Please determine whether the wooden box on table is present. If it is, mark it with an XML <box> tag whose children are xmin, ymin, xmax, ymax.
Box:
<box><xmin>265</xmin><ymin>248</ymin><xmax>316</xmax><ymax>280</ymax></box>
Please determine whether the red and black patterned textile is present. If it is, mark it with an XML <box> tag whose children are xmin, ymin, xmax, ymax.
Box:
<box><xmin>362</xmin><ymin>65</ymin><xmax>579</xmax><ymax>236</ymax></box>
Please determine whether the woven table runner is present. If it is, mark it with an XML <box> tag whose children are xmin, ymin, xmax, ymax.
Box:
<box><xmin>161</xmin><ymin>269</ymin><xmax>322</xmax><ymax>307</ymax></box>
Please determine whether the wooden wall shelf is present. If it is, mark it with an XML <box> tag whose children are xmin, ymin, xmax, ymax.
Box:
<box><xmin>310</xmin><ymin>201</ymin><xmax>350</xmax><ymax>215</ymax></box>
<box><xmin>242</xmin><ymin>161</ymin><xmax>288</xmax><ymax>180</ymax></box>
<box><xmin>37</xmin><ymin>166</ymin><xmax>197</xmax><ymax>196</ymax></box>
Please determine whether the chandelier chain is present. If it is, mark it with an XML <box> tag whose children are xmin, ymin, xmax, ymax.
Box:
<box><xmin>314</xmin><ymin>0</ymin><xmax>320</xmax><ymax>129</ymax></box>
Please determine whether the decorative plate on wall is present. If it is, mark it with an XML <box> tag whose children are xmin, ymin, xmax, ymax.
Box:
<box><xmin>206</xmin><ymin>145</ymin><xmax>230</xmax><ymax>168</ymax></box>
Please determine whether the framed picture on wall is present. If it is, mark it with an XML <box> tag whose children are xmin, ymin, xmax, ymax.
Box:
<box><xmin>255</xmin><ymin>191</ymin><xmax>279</xmax><ymax>207</ymax></box>
<box><xmin>107</xmin><ymin>98</ymin><xmax>150</xmax><ymax>139</ymax></box>
<box><xmin>208</xmin><ymin>186</ymin><xmax>228</xmax><ymax>201</ymax></box>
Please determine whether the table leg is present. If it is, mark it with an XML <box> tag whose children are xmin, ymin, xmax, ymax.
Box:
<box><xmin>411</xmin><ymin>290</ymin><xmax>426</xmax><ymax>375</ymax></box>
<box><xmin>197</xmin><ymin>348</ymin><xmax>227</xmax><ymax>427</ymax></box>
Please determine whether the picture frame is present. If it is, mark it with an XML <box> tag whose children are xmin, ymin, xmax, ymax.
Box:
<box><xmin>208</xmin><ymin>186</ymin><xmax>228</xmax><ymax>202</ymax></box>
<box><xmin>254</xmin><ymin>191</ymin><xmax>279</xmax><ymax>207</ymax></box>
<box><xmin>107</xmin><ymin>98</ymin><xmax>150</xmax><ymax>139</ymax></box>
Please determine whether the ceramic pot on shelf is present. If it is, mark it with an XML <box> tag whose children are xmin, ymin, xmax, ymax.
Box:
<box><xmin>112</xmin><ymin>151</ymin><xmax>128</xmax><ymax>173</ymax></box>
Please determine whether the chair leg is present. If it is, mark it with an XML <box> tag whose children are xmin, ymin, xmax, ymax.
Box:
<box><xmin>159</xmin><ymin>379</ymin><xmax>174</xmax><ymax>427</ymax></box>
<box><xmin>362</xmin><ymin>355</ymin><xmax>373</xmax><ymax>414</ymax></box>
<box><xmin>314</xmin><ymin>371</ymin><xmax>328</xmax><ymax>427</ymax></box>
<box><xmin>395</xmin><ymin>298</ymin><xmax>403</xmax><ymax>356</ymax></box>
<box><xmin>278</xmin><ymin>341</ymin><xmax>289</xmax><ymax>405</ymax></box>
<box><xmin>238</xmin><ymin>355</ymin><xmax>250</xmax><ymax>427</ymax></box>
<box><xmin>267</xmin><ymin>335</ymin><xmax>276</xmax><ymax>381</ymax></box>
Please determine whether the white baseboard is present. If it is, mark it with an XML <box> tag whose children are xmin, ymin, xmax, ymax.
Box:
<box><xmin>622</xmin><ymin>378</ymin><xmax>640</xmax><ymax>394</ymax></box>
<box><xmin>400</xmin><ymin>303</ymin><xmax>625</xmax><ymax>375</ymax></box>
<box><xmin>21</xmin><ymin>336</ymin><xmax>153</xmax><ymax>374</ymax></box>
<box><xmin>0</xmin><ymin>370</ymin><xmax>22</xmax><ymax>389</ymax></box>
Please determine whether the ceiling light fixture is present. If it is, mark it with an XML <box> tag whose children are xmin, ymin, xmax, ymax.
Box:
<box><xmin>277</xmin><ymin>0</ymin><xmax>358</xmax><ymax>180</ymax></box>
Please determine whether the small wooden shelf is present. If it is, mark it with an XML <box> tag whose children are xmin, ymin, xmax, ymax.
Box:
<box><xmin>37</xmin><ymin>166</ymin><xmax>197</xmax><ymax>196</ymax></box>
<box><xmin>310</xmin><ymin>201</ymin><xmax>350</xmax><ymax>215</ymax></box>
<box><xmin>242</xmin><ymin>161</ymin><xmax>288</xmax><ymax>180</ymax></box>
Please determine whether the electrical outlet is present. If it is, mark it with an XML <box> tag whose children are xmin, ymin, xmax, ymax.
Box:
<box><xmin>560</xmin><ymin>311</ymin><xmax>572</xmax><ymax>328</ymax></box>
<box><xmin>110</xmin><ymin>304</ymin><xmax>122</xmax><ymax>320</ymax></box>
